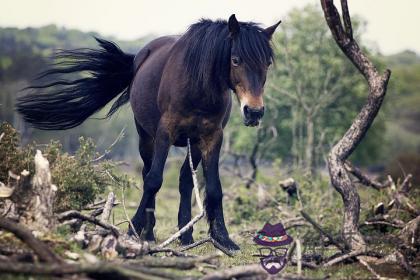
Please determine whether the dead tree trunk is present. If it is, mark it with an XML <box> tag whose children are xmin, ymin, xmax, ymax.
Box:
<box><xmin>2</xmin><ymin>150</ymin><xmax>57</xmax><ymax>233</ymax></box>
<box><xmin>22</xmin><ymin>150</ymin><xmax>57</xmax><ymax>232</ymax></box>
<box><xmin>320</xmin><ymin>0</ymin><xmax>391</xmax><ymax>250</ymax></box>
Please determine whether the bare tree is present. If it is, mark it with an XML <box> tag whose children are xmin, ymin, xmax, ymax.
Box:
<box><xmin>320</xmin><ymin>0</ymin><xmax>391</xmax><ymax>250</ymax></box>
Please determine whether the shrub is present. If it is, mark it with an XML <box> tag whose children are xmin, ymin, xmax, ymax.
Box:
<box><xmin>0</xmin><ymin>122</ymin><xmax>125</xmax><ymax>212</ymax></box>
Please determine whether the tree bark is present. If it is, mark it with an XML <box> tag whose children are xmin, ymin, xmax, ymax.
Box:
<box><xmin>320</xmin><ymin>0</ymin><xmax>391</xmax><ymax>250</ymax></box>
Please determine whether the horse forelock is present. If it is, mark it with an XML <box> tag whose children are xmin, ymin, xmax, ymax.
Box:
<box><xmin>180</xmin><ymin>18</ymin><xmax>273</xmax><ymax>102</ymax></box>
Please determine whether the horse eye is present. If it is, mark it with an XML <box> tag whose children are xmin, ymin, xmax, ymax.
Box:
<box><xmin>231</xmin><ymin>56</ymin><xmax>241</xmax><ymax>66</ymax></box>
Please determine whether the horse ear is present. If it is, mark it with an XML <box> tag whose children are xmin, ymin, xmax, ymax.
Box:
<box><xmin>264</xmin><ymin>20</ymin><xmax>282</xmax><ymax>39</ymax></box>
<box><xmin>228</xmin><ymin>14</ymin><xmax>240</xmax><ymax>37</ymax></box>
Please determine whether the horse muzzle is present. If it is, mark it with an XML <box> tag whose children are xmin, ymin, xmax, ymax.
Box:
<box><xmin>243</xmin><ymin>105</ymin><xmax>264</xmax><ymax>127</ymax></box>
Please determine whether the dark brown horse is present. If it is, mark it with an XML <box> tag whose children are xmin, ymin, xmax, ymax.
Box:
<box><xmin>17</xmin><ymin>15</ymin><xmax>280</xmax><ymax>251</ymax></box>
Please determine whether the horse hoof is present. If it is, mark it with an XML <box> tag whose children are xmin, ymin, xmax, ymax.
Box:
<box><xmin>212</xmin><ymin>236</ymin><xmax>240</xmax><ymax>252</ymax></box>
<box><xmin>179</xmin><ymin>235</ymin><xmax>195</xmax><ymax>246</ymax></box>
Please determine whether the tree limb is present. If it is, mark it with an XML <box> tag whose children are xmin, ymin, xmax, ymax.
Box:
<box><xmin>57</xmin><ymin>210</ymin><xmax>120</xmax><ymax>236</ymax></box>
<box><xmin>320</xmin><ymin>0</ymin><xmax>391</xmax><ymax>250</ymax></box>
<box><xmin>0</xmin><ymin>217</ymin><xmax>61</xmax><ymax>263</ymax></box>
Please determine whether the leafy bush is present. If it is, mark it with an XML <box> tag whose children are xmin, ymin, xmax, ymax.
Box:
<box><xmin>0</xmin><ymin>122</ymin><xmax>34</xmax><ymax>183</ymax></box>
<box><xmin>50</xmin><ymin>137</ymin><xmax>108</xmax><ymax>211</ymax></box>
<box><xmin>0</xmin><ymin>122</ymin><xmax>125</xmax><ymax>211</ymax></box>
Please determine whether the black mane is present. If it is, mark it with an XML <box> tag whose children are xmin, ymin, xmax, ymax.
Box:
<box><xmin>181</xmin><ymin>19</ymin><xmax>274</xmax><ymax>102</ymax></box>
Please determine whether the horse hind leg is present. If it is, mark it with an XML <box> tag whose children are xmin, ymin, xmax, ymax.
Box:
<box><xmin>178</xmin><ymin>145</ymin><xmax>201</xmax><ymax>245</ymax></box>
<box><xmin>129</xmin><ymin>124</ymin><xmax>163</xmax><ymax>242</ymax></box>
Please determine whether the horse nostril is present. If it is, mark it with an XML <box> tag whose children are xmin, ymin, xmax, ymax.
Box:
<box><xmin>243</xmin><ymin>105</ymin><xmax>250</xmax><ymax>117</ymax></box>
<box><xmin>244</xmin><ymin>105</ymin><xmax>264</xmax><ymax>119</ymax></box>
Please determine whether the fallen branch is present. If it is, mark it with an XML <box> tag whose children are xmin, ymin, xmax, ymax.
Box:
<box><xmin>345</xmin><ymin>161</ymin><xmax>388</xmax><ymax>190</ymax></box>
<box><xmin>323</xmin><ymin>249</ymin><xmax>366</xmax><ymax>267</ymax></box>
<box><xmin>130</xmin><ymin>253</ymin><xmax>219</xmax><ymax>270</ymax></box>
<box><xmin>357</xmin><ymin>256</ymin><xmax>382</xmax><ymax>279</ymax></box>
<box><xmin>360</xmin><ymin>220</ymin><xmax>403</xmax><ymax>229</ymax></box>
<box><xmin>210</xmin><ymin>237</ymin><xmax>234</xmax><ymax>257</ymax></box>
<box><xmin>0</xmin><ymin>261</ymin><xmax>167</xmax><ymax>280</ymax></box>
<box><xmin>0</xmin><ymin>217</ymin><xmax>61</xmax><ymax>263</ymax></box>
<box><xmin>201</xmin><ymin>264</ymin><xmax>267</xmax><ymax>280</ymax></box>
<box><xmin>180</xmin><ymin>237</ymin><xmax>212</xmax><ymax>252</ymax></box>
<box><xmin>57</xmin><ymin>210</ymin><xmax>120</xmax><ymax>236</ymax></box>
<box><xmin>300</xmin><ymin>210</ymin><xmax>346</xmax><ymax>252</ymax></box>
<box><xmin>157</xmin><ymin>138</ymin><xmax>204</xmax><ymax>249</ymax></box>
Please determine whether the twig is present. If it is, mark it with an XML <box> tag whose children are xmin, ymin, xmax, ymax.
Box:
<box><xmin>290</xmin><ymin>260</ymin><xmax>319</xmax><ymax>269</ymax></box>
<box><xmin>0</xmin><ymin>217</ymin><xmax>62</xmax><ymax>263</ymax></box>
<box><xmin>91</xmin><ymin>127</ymin><xmax>126</xmax><ymax>162</ymax></box>
<box><xmin>96</xmin><ymin>192</ymin><xmax>115</xmax><ymax>231</ymax></box>
<box><xmin>357</xmin><ymin>256</ymin><xmax>381</xmax><ymax>279</ymax></box>
<box><xmin>287</xmin><ymin>241</ymin><xmax>296</xmax><ymax>261</ymax></box>
<box><xmin>323</xmin><ymin>249</ymin><xmax>365</xmax><ymax>267</ymax></box>
<box><xmin>114</xmin><ymin>220</ymin><xmax>130</xmax><ymax>227</ymax></box>
<box><xmin>210</xmin><ymin>237</ymin><xmax>234</xmax><ymax>257</ymax></box>
<box><xmin>180</xmin><ymin>237</ymin><xmax>212</xmax><ymax>252</ymax></box>
<box><xmin>0</xmin><ymin>132</ymin><xmax>4</xmax><ymax>143</ymax></box>
<box><xmin>121</xmin><ymin>181</ymin><xmax>141</xmax><ymax>242</ymax></box>
<box><xmin>57</xmin><ymin>210</ymin><xmax>120</xmax><ymax>236</ymax></box>
<box><xmin>0</xmin><ymin>261</ymin><xmax>167</xmax><ymax>280</ymax></box>
<box><xmin>345</xmin><ymin>161</ymin><xmax>388</xmax><ymax>190</ymax></box>
<box><xmin>400</xmin><ymin>174</ymin><xmax>413</xmax><ymax>193</ymax></box>
<box><xmin>157</xmin><ymin>138</ymin><xmax>204</xmax><ymax>249</ymax></box>
<box><xmin>104</xmin><ymin>169</ymin><xmax>141</xmax><ymax>241</ymax></box>
<box><xmin>360</xmin><ymin>220</ymin><xmax>403</xmax><ymax>229</ymax></box>
<box><xmin>300</xmin><ymin>210</ymin><xmax>346</xmax><ymax>252</ymax></box>
<box><xmin>296</xmin><ymin>238</ymin><xmax>302</xmax><ymax>275</ymax></box>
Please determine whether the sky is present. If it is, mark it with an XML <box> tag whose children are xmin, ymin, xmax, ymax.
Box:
<box><xmin>1</xmin><ymin>0</ymin><xmax>419</xmax><ymax>55</ymax></box>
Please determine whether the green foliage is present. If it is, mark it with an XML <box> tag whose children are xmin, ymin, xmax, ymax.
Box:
<box><xmin>0</xmin><ymin>122</ymin><xmax>33</xmax><ymax>182</ymax></box>
<box><xmin>51</xmin><ymin>137</ymin><xmax>107</xmax><ymax>211</ymax></box>
<box><xmin>0</xmin><ymin>122</ymin><xmax>130</xmax><ymax>211</ymax></box>
<box><xmin>226</xmin><ymin>5</ymin><xmax>388</xmax><ymax>172</ymax></box>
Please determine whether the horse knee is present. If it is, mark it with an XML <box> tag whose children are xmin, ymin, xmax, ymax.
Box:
<box><xmin>206</xmin><ymin>188</ymin><xmax>223</xmax><ymax>205</ymax></box>
<box><xmin>144</xmin><ymin>172</ymin><xmax>163</xmax><ymax>194</ymax></box>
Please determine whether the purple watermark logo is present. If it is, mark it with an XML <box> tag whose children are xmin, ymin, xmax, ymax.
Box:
<box><xmin>253</xmin><ymin>222</ymin><xmax>293</xmax><ymax>275</ymax></box>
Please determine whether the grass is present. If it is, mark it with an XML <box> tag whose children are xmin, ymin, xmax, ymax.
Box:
<box><xmin>103</xmin><ymin>158</ymin><xmax>416</xmax><ymax>279</ymax></box>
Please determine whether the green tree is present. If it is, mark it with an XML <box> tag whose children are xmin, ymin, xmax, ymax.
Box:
<box><xmin>225</xmin><ymin>5</ymin><xmax>386</xmax><ymax>176</ymax></box>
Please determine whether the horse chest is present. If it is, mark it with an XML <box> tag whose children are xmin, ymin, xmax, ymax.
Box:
<box><xmin>171</xmin><ymin>115</ymin><xmax>221</xmax><ymax>147</ymax></box>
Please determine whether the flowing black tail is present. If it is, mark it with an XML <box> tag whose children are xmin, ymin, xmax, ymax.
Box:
<box><xmin>16</xmin><ymin>38</ymin><xmax>135</xmax><ymax>130</ymax></box>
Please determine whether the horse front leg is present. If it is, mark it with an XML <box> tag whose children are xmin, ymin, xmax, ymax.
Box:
<box><xmin>200</xmin><ymin>129</ymin><xmax>240</xmax><ymax>251</ymax></box>
<box><xmin>129</xmin><ymin>125</ymin><xmax>171</xmax><ymax>240</ymax></box>
<box><xmin>178</xmin><ymin>144</ymin><xmax>201</xmax><ymax>245</ymax></box>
